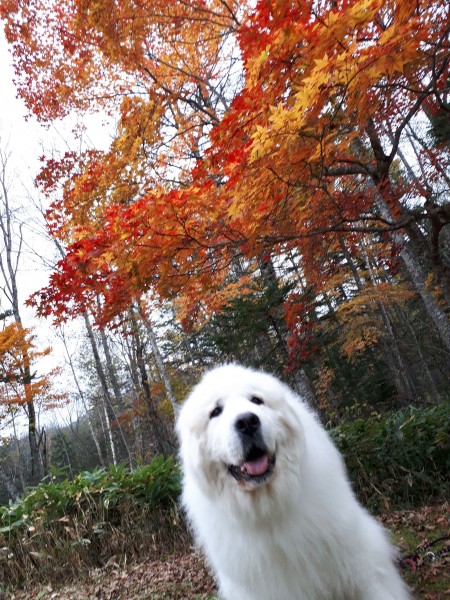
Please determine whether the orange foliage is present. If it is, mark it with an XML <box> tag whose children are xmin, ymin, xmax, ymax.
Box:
<box><xmin>335</xmin><ymin>281</ymin><xmax>416</xmax><ymax>359</ymax></box>
<box><xmin>1</xmin><ymin>0</ymin><xmax>448</xmax><ymax>350</ymax></box>
<box><xmin>0</xmin><ymin>323</ymin><xmax>67</xmax><ymax>410</ymax></box>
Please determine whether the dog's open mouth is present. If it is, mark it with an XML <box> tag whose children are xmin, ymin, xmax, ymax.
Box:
<box><xmin>228</xmin><ymin>446</ymin><xmax>276</xmax><ymax>484</ymax></box>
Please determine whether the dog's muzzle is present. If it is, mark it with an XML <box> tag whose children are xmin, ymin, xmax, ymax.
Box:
<box><xmin>227</xmin><ymin>412</ymin><xmax>276</xmax><ymax>485</ymax></box>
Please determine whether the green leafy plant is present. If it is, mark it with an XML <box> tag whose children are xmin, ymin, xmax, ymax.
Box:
<box><xmin>331</xmin><ymin>402</ymin><xmax>450</xmax><ymax>511</ymax></box>
<box><xmin>0</xmin><ymin>457</ymin><xmax>183</xmax><ymax>588</ymax></box>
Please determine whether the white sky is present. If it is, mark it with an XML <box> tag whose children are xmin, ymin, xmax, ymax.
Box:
<box><xmin>0</xmin><ymin>28</ymin><xmax>46</xmax><ymax>179</ymax></box>
<box><xmin>0</xmin><ymin>27</ymin><xmax>115</xmax><ymax>437</ymax></box>
<box><xmin>0</xmin><ymin>25</ymin><xmax>114</xmax><ymax>306</ymax></box>
<box><xmin>0</xmin><ymin>29</ymin><xmax>51</xmax><ymax>317</ymax></box>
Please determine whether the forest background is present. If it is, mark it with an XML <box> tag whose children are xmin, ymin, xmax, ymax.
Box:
<box><xmin>0</xmin><ymin>0</ymin><xmax>448</xmax><ymax>514</ymax></box>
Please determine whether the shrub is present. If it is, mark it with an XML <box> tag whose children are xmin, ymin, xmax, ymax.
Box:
<box><xmin>0</xmin><ymin>456</ymin><xmax>184</xmax><ymax>588</ymax></box>
<box><xmin>330</xmin><ymin>401</ymin><xmax>450</xmax><ymax>512</ymax></box>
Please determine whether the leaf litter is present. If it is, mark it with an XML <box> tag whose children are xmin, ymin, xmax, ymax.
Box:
<box><xmin>5</xmin><ymin>504</ymin><xmax>448</xmax><ymax>600</ymax></box>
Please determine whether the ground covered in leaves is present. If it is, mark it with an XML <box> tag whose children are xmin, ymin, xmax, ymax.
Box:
<box><xmin>5</xmin><ymin>504</ymin><xmax>449</xmax><ymax>600</ymax></box>
<box><xmin>5</xmin><ymin>554</ymin><xmax>216</xmax><ymax>600</ymax></box>
<box><xmin>380</xmin><ymin>503</ymin><xmax>449</xmax><ymax>600</ymax></box>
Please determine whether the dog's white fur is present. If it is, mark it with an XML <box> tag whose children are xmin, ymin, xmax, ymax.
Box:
<box><xmin>177</xmin><ymin>364</ymin><xmax>411</xmax><ymax>600</ymax></box>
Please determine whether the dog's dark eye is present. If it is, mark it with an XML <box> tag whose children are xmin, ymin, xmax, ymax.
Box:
<box><xmin>210</xmin><ymin>405</ymin><xmax>223</xmax><ymax>419</ymax></box>
<box><xmin>250</xmin><ymin>396</ymin><xmax>264</xmax><ymax>406</ymax></box>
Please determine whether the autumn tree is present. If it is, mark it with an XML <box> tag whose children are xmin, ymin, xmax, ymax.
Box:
<box><xmin>0</xmin><ymin>139</ymin><xmax>65</xmax><ymax>484</ymax></box>
<box><xmin>1</xmin><ymin>0</ymin><xmax>449</xmax><ymax>409</ymax></box>
<box><xmin>0</xmin><ymin>321</ymin><xmax>65</xmax><ymax>486</ymax></box>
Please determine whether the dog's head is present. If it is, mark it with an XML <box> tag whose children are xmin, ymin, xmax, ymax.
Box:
<box><xmin>177</xmin><ymin>364</ymin><xmax>303</xmax><ymax>493</ymax></box>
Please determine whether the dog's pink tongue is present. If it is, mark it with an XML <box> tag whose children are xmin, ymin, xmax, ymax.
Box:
<box><xmin>244</xmin><ymin>454</ymin><xmax>269</xmax><ymax>476</ymax></box>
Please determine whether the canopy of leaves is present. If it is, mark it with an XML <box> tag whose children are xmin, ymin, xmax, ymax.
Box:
<box><xmin>1</xmin><ymin>0</ymin><xmax>449</xmax><ymax>366</ymax></box>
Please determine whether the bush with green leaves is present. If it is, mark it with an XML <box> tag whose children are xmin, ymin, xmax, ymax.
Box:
<box><xmin>0</xmin><ymin>456</ymin><xmax>184</xmax><ymax>588</ymax></box>
<box><xmin>331</xmin><ymin>401</ymin><xmax>450</xmax><ymax>512</ymax></box>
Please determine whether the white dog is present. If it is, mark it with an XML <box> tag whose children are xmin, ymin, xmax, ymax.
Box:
<box><xmin>177</xmin><ymin>364</ymin><xmax>411</xmax><ymax>600</ymax></box>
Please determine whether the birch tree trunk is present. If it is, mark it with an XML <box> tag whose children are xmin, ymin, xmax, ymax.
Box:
<box><xmin>377</xmin><ymin>200</ymin><xmax>450</xmax><ymax>353</ymax></box>
<box><xmin>58</xmin><ymin>327</ymin><xmax>105</xmax><ymax>466</ymax></box>
<box><xmin>97</xmin><ymin>325</ymin><xmax>133</xmax><ymax>467</ymax></box>
<box><xmin>0</xmin><ymin>140</ymin><xmax>44</xmax><ymax>484</ymax></box>
<box><xmin>363</xmin><ymin>123</ymin><xmax>450</xmax><ymax>354</ymax></box>
<box><xmin>83</xmin><ymin>312</ymin><xmax>118</xmax><ymax>466</ymax></box>
<box><xmin>83</xmin><ymin>312</ymin><xmax>133</xmax><ymax>467</ymax></box>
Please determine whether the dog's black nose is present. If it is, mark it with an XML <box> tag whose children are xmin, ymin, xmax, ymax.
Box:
<box><xmin>235</xmin><ymin>412</ymin><xmax>261</xmax><ymax>436</ymax></box>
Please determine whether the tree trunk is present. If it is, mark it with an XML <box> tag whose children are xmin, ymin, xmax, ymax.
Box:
<box><xmin>97</xmin><ymin>324</ymin><xmax>133</xmax><ymax>466</ymax></box>
<box><xmin>363</xmin><ymin>245</ymin><xmax>416</xmax><ymax>403</ymax></box>
<box><xmin>59</xmin><ymin>327</ymin><xmax>105</xmax><ymax>466</ymax></box>
<box><xmin>0</xmin><ymin>141</ymin><xmax>44</xmax><ymax>485</ymax></box>
<box><xmin>399</xmin><ymin>244</ymin><xmax>450</xmax><ymax>353</ymax></box>
<box><xmin>129</xmin><ymin>308</ymin><xmax>175</xmax><ymax>455</ymax></box>
<box><xmin>364</xmin><ymin>123</ymin><xmax>450</xmax><ymax>353</ymax></box>
<box><xmin>395</xmin><ymin>305</ymin><xmax>441</xmax><ymax>404</ymax></box>
<box><xmin>379</xmin><ymin>199</ymin><xmax>450</xmax><ymax>354</ymax></box>
<box><xmin>83</xmin><ymin>312</ymin><xmax>119</xmax><ymax>465</ymax></box>
<box><xmin>0</xmin><ymin>466</ymin><xmax>21</xmax><ymax>501</ymax></box>
<box><xmin>83</xmin><ymin>312</ymin><xmax>133</xmax><ymax>466</ymax></box>
<box><xmin>259</xmin><ymin>256</ymin><xmax>317</xmax><ymax>405</ymax></box>
<box><xmin>137</xmin><ymin>305</ymin><xmax>180</xmax><ymax>418</ymax></box>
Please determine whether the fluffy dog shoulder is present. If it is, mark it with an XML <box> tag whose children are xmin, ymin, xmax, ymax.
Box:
<box><xmin>177</xmin><ymin>364</ymin><xmax>411</xmax><ymax>600</ymax></box>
